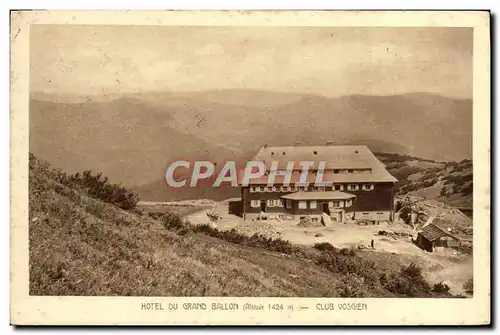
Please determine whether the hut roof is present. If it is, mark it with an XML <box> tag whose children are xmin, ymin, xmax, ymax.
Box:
<box><xmin>418</xmin><ymin>223</ymin><xmax>459</xmax><ymax>242</ymax></box>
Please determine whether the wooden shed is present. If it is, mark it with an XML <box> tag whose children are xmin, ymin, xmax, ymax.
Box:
<box><xmin>416</xmin><ymin>223</ymin><xmax>460</xmax><ymax>253</ymax></box>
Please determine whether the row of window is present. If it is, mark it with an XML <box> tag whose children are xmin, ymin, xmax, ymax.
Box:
<box><xmin>250</xmin><ymin>199</ymin><xmax>285</xmax><ymax>208</ymax></box>
<box><xmin>250</xmin><ymin>199</ymin><xmax>353</xmax><ymax>209</ymax></box>
<box><xmin>249</xmin><ymin>184</ymin><xmax>375</xmax><ymax>193</ymax></box>
<box><xmin>333</xmin><ymin>169</ymin><xmax>371</xmax><ymax>174</ymax></box>
<box><xmin>298</xmin><ymin>199</ymin><xmax>353</xmax><ymax>209</ymax></box>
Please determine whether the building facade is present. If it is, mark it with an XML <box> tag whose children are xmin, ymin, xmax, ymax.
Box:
<box><xmin>241</xmin><ymin>144</ymin><xmax>397</xmax><ymax>223</ymax></box>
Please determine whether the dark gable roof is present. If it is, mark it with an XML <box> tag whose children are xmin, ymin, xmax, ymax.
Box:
<box><xmin>254</xmin><ymin>145</ymin><xmax>372</xmax><ymax>170</ymax></box>
<box><xmin>247</xmin><ymin>145</ymin><xmax>397</xmax><ymax>184</ymax></box>
<box><xmin>419</xmin><ymin>223</ymin><xmax>459</xmax><ymax>242</ymax></box>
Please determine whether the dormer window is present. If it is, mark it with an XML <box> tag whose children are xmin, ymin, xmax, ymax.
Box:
<box><xmin>347</xmin><ymin>184</ymin><xmax>359</xmax><ymax>191</ymax></box>
<box><xmin>363</xmin><ymin>184</ymin><xmax>375</xmax><ymax>191</ymax></box>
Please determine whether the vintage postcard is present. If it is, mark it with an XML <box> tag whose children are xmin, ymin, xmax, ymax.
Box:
<box><xmin>10</xmin><ymin>10</ymin><xmax>490</xmax><ymax>325</ymax></box>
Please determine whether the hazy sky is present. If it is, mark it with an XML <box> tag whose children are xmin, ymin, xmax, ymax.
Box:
<box><xmin>30</xmin><ymin>25</ymin><xmax>472</xmax><ymax>98</ymax></box>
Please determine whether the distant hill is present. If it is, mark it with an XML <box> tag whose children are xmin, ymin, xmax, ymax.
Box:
<box><xmin>375</xmin><ymin>152</ymin><xmax>473</xmax><ymax>208</ymax></box>
<box><xmin>30</xmin><ymin>90</ymin><xmax>472</xmax><ymax>190</ymax></box>
<box><xmin>30</xmin><ymin>98</ymin><xmax>238</xmax><ymax>186</ymax></box>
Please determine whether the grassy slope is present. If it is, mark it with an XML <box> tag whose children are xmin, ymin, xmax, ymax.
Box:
<box><xmin>375</xmin><ymin>153</ymin><xmax>473</xmax><ymax>208</ymax></box>
<box><xmin>28</xmin><ymin>156</ymin><xmax>369</xmax><ymax>297</ymax></box>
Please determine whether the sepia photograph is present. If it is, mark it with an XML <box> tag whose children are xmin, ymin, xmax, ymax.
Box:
<box><xmin>10</xmin><ymin>10</ymin><xmax>490</xmax><ymax>325</ymax></box>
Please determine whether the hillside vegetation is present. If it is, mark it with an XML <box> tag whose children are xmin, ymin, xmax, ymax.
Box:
<box><xmin>375</xmin><ymin>153</ymin><xmax>473</xmax><ymax>208</ymax></box>
<box><xmin>29</xmin><ymin>154</ymin><xmax>452</xmax><ymax>297</ymax></box>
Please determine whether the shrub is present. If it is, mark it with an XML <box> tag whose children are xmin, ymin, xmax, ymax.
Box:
<box><xmin>452</xmin><ymin>244</ymin><xmax>473</xmax><ymax>255</ymax></box>
<box><xmin>401</xmin><ymin>263</ymin><xmax>422</xmax><ymax>279</ymax></box>
<box><xmin>433</xmin><ymin>282</ymin><xmax>450</xmax><ymax>293</ymax></box>
<box><xmin>384</xmin><ymin>273</ymin><xmax>413</xmax><ymax>296</ymax></box>
<box><xmin>191</xmin><ymin>224</ymin><xmax>294</xmax><ymax>254</ymax></box>
<box><xmin>85</xmin><ymin>200</ymin><xmax>105</xmax><ymax>218</ymax></box>
<box><xmin>335</xmin><ymin>274</ymin><xmax>367</xmax><ymax>298</ymax></box>
<box><xmin>314</xmin><ymin>248</ymin><xmax>382</xmax><ymax>288</ymax></box>
<box><xmin>161</xmin><ymin>212</ymin><xmax>185</xmax><ymax>230</ymax></box>
<box><xmin>339</xmin><ymin>247</ymin><xmax>356</xmax><ymax>256</ymax></box>
<box><xmin>463</xmin><ymin>279</ymin><xmax>473</xmax><ymax>294</ymax></box>
<box><xmin>57</xmin><ymin>169</ymin><xmax>140</xmax><ymax>210</ymax></box>
<box><xmin>314</xmin><ymin>242</ymin><xmax>337</xmax><ymax>253</ymax></box>
<box><xmin>383</xmin><ymin>263</ymin><xmax>431</xmax><ymax>297</ymax></box>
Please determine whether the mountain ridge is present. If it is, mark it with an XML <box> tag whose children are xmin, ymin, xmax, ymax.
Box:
<box><xmin>30</xmin><ymin>90</ymin><xmax>472</xmax><ymax>189</ymax></box>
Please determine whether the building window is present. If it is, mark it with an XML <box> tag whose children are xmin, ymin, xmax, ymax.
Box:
<box><xmin>310</xmin><ymin>201</ymin><xmax>317</xmax><ymax>209</ymax></box>
<box><xmin>272</xmin><ymin>186</ymin><xmax>277</xmax><ymax>192</ymax></box>
<box><xmin>250</xmin><ymin>187</ymin><xmax>255</xmax><ymax>193</ymax></box>
<box><xmin>283</xmin><ymin>186</ymin><xmax>289</xmax><ymax>192</ymax></box>
<box><xmin>318</xmin><ymin>186</ymin><xmax>325</xmax><ymax>191</ymax></box>
<box><xmin>345</xmin><ymin>199</ymin><xmax>352</xmax><ymax>207</ymax></box>
<box><xmin>363</xmin><ymin>184</ymin><xmax>375</xmax><ymax>191</ymax></box>
<box><xmin>333</xmin><ymin>184</ymin><xmax>343</xmax><ymax>191</ymax></box>
<box><xmin>286</xmin><ymin>199</ymin><xmax>292</xmax><ymax>209</ymax></box>
<box><xmin>266</xmin><ymin>186</ymin><xmax>273</xmax><ymax>192</ymax></box>
<box><xmin>329</xmin><ymin>201</ymin><xmax>340</xmax><ymax>208</ymax></box>
<box><xmin>348</xmin><ymin>184</ymin><xmax>359</xmax><ymax>191</ymax></box>
<box><xmin>250</xmin><ymin>200</ymin><xmax>260</xmax><ymax>208</ymax></box>
<box><xmin>259</xmin><ymin>186</ymin><xmax>265</xmax><ymax>192</ymax></box>
<box><xmin>347</xmin><ymin>169</ymin><xmax>354</xmax><ymax>173</ymax></box>
<box><xmin>267</xmin><ymin>200</ymin><xmax>275</xmax><ymax>207</ymax></box>
<box><xmin>333</xmin><ymin>169</ymin><xmax>339</xmax><ymax>174</ymax></box>
<box><xmin>298</xmin><ymin>201</ymin><xmax>307</xmax><ymax>209</ymax></box>
<box><xmin>276</xmin><ymin>199</ymin><xmax>284</xmax><ymax>207</ymax></box>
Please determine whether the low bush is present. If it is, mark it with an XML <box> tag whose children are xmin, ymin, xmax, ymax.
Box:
<box><xmin>463</xmin><ymin>278</ymin><xmax>473</xmax><ymax>294</ymax></box>
<box><xmin>433</xmin><ymin>282</ymin><xmax>450</xmax><ymax>293</ymax></box>
<box><xmin>57</xmin><ymin>170</ymin><xmax>140</xmax><ymax>210</ymax></box>
<box><xmin>452</xmin><ymin>244</ymin><xmax>473</xmax><ymax>256</ymax></box>
<box><xmin>314</xmin><ymin>242</ymin><xmax>337</xmax><ymax>253</ymax></box>
<box><xmin>161</xmin><ymin>212</ymin><xmax>185</xmax><ymax>230</ymax></box>
<box><xmin>335</xmin><ymin>274</ymin><xmax>367</xmax><ymax>298</ymax></box>
<box><xmin>192</xmin><ymin>224</ymin><xmax>295</xmax><ymax>254</ymax></box>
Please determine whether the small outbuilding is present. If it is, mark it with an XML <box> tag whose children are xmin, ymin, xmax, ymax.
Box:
<box><xmin>415</xmin><ymin>223</ymin><xmax>460</xmax><ymax>253</ymax></box>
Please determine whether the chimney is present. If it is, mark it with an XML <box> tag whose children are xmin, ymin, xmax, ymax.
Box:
<box><xmin>326</xmin><ymin>141</ymin><xmax>335</xmax><ymax>146</ymax></box>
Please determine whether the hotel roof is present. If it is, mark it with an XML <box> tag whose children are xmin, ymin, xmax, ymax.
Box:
<box><xmin>245</xmin><ymin>145</ymin><xmax>397</xmax><ymax>184</ymax></box>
